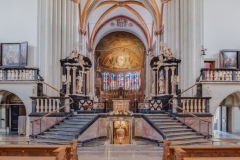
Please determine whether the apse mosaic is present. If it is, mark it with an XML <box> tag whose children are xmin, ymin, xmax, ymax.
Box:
<box><xmin>96</xmin><ymin>32</ymin><xmax>145</xmax><ymax>70</ymax></box>
<box><xmin>102</xmin><ymin>72</ymin><xmax>140</xmax><ymax>91</ymax></box>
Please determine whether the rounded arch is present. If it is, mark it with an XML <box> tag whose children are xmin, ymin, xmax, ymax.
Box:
<box><xmin>94</xmin><ymin>29</ymin><xmax>148</xmax><ymax>51</ymax></box>
<box><xmin>82</xmin><ymin>0</ymin><xmax>161</xmax><ymax>31</ymax></box>
<box><xmin>91</xmin><ymin>15</ymin><xmax>150</xmax><ymax>49</ymax></box>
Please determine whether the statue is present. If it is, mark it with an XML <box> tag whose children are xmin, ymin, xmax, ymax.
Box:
<box><xmin>157</xmin><ymin>54</ymin><xmax>164</xmax><ymax>68</ymax></box>
<box><xmin>76</xmin><ymin>73</ymin><xmax>83</xmax><ymax>94</ymax></box>
<box><xmin>164</xmin><ymin>46</ymin><xmax>173</xmax><ymax>59</ymax></box>
<box><xmin>78</xmin><ymin>55</ymin><xmax>85</xmax><ymax>69</ymax></box>
<box><xmin>158</xmin><ymin>72</ymin><xmax>165</xmax><ymax>93</ymax></box>
<box><xmin>69</xmin><ymin>48</ymin><xmax>78</xmax><ymax>59</ymax></box>
<box><xmin>116</xmin><ymin>125</ymin><xmax>125</xmax><ymax>144</ymax></box>
<box><xmin>88</xmin><ymin>92</ymin><xmax>93</xmax><ymax>100</ymax></box>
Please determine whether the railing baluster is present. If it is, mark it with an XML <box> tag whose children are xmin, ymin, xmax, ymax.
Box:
<box><xmin>36</xmin><ymin>99</ymin><xmax>40</xmax><ymax>113</ymax></box>
<box><xmin>198</xmin><ymin>99</ymin><xmax>201</xmax><ymax>113</ymax></box>
<box><xmin>56</xmin><ymin>99</ymin><xmax>60</xmax><ymax>112</ymax></box>
<box><xmin>202</xmin><ymin>99</ymin><xmax>206</xmax><ymax>113</ymax></box>
<box><xmin>40</xmin><ymin>99</ymin><xmax>44</xmax><ymax>113</ymax></box>
<box><xmin>194</xmin><ymin>99</ymin><xmax>197</xmax><ymax>113</ymax></box>
<box><xmin>0</xmin><ymin>70</ymin><xmax>3</xmax><ymax>80</ymax></box>
<box><xmin>53</xmin><ymin>99</ymin><xmax>56</xmax><ymax>111</ymax></box>
<box><xmin>45</xmin><ymin>99</ymin><xmax>48</xmax><ymax>112</ymax></box>
<box><xmin>49</xmin><ymin>99</ymin><xmax>52</xmax><ymax>112</ymax></box>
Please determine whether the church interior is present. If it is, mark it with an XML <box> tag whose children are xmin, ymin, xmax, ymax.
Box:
<box><xmin>0</xmin><ymin>0</ymin><xmax>240</xmax><ymax>160</ymax></box>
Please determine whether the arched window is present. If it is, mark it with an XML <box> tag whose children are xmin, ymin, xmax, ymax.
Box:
<box><xmin>102</xmin><ymin>72</ymin><xmax>109</xmax><ymax>91</ymax></box>
<box><xmin>133</xmin><ymin>72</ymin><xmax>140</xmax><ymax>91</ymax></box>
<box><xmin>125</xmin><ymin>72</ymin><xmax>132</xmax><ymax>90</ymax></box>
<box><xmin>110</xmin><ymin>73</ymin><xmax>116</xmax><ymax>90</ymax></box>
<box><xmin>118</xmin><ymin>73</ymin><xmax>124</xmax><ymax>88</ymax></box>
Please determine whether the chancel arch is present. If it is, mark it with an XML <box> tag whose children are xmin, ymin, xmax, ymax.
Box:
<box><xmin>94</xmin><ymin>31</ymin><xmax>146</xmax><ymax>107</ymax></box>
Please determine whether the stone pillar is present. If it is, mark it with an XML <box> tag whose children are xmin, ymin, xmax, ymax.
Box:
<box><xmin>85</xmin><ymin>67</ymin><xmax>90</xmax><ymax>95</ymax></box>
<box><xmin>153</xmin><ymin>69</ymin><xmax>157</xmax><ymax>95</ymax></box>
<box><xmin>165</xmin><ymin>67</ymin><xmax>170</xmax><ymax>94</ymax></box>
<box><xmin>171</xmin><ymin>66</ymin><xmax>176</xmax><ymax>95</ymax></box>
<box><xmin>72</xmin><ymin>67</ymin><xmax>77</xmax><ymax>94</ymax></box>
<box><xmin>65</xmin><ymin>66</ymin><xmax>71</xmax><ymax>96</ymax></box>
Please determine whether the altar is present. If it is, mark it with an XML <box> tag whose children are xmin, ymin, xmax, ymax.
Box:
<box><xmin>112</xmin><ymin>100</ymin><xmax>130</xmax><ymax>111</ymax></box>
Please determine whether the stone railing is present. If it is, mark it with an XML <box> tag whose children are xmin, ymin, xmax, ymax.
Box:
<box><xmin>0</xmin><ymin>68</ymin><xmax>39</xmax><ymax>81</ymax></box>
<box><xmin>31</xmin><ymin>97</ymin><xmax>69</xmax><ymax>113</ymax></box>
<box><xmin>201</xmin><ymin>68</ymin><xmax>240</xmax><ymax>81</ymax></box>
<box><xmin>173</xmin><ymin>97</ymin><xmax>211</xmax><ymax>114</ymax></box>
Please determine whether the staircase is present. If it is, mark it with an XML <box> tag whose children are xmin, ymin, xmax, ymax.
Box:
<box><xmin>36</xmin><ymin>114</ymin><xmax>98</xmax><ymax>145</ymax></box>
<box><xmin>145</xmin><ymin>114</ymin><xmax>207</xmax><ymax>145</ymax></box>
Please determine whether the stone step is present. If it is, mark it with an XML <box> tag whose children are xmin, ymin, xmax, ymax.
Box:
<box><xmin>37</xmin><ymin>136</ymin><xmax>74</xmax><ymax>141</ymax></box>
<box><xmin>168</xmin><ymin>135</ymin><xmax>204</xmax><ymax>141</ymax></box>
<box><xmin>153</xmin><ymin>120</ymin><xmax>178</xmax><ymax>123</ymax></box>
<box><xmin>161</xmin><ymin>128</ymin><xmax>192</xmax><ymax>133</ymax></box>
<box><xmin>67</xmin><ymin>119</ymin><xmax>93</xmax><ymax>122</ymax></box>
<box><xmin>49</xmin><ymin>128</ymin><xmax>80</xmax><ymax>132</ymax></box>
<box><xmin>166</xmin><ymin>132</ymin><xmax>197</xmax><ymax>137</ymax></box>
<box><xmin>154</xmin><ymin>122</ymin><xmax>180</xmax><ymax>125</ymax></box>
<box><xmin>62</xmin><ymin>121</ymin><xmax>88</xmax><ymax>125</ymax></box>
<box><xmin>58</xmin><ymin>123</ymin><xmax>85</xmax><ymax>127</ymax></box>
<box><xmin>39</xmin><ymin>135</ymin><xmax>75</xmax><ymax>140</ymax></box>
<box><xmin>158</xmin><ymin>125</ymin><xmax>186</xmax><ymax>129</ymax></box>
<box><xmin>43</xmin><ymin>132</ymin><xmax>75</xmax><ymax>136</ymax></box>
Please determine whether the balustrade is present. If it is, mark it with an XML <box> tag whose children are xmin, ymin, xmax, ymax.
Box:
<box><xmin>201</xmin><ymin>68</ymin><xmax>240</xmax><ymax>81</ymax></box>
<box><xmin>31</xmin><ymin>97</ymin><xmax>67</xmax><ymax>113</ymax></box>
<box><xmin>0</xmin><ymin>68</ymin><xmax>38</xmax><ymax>81</ymax></box>
<box><xmin>176</xmin><ymin>97</ymin><xmax>211</xmax><ymax>114</ymax></box>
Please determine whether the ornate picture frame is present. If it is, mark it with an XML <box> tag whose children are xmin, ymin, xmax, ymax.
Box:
<box><xmin>0</xmin><ymin>42</ymin><xmax>28</xmax><ymax>67</ymax></box>
<box><xmin>1</xmin><ymin>43</ymin><xmax>21</xmax><ymax>66</ymax></box>
<box><xmin>220</xmin><ymin>50</ymin><xmax>238</xmax><ymax>68</ymax></box>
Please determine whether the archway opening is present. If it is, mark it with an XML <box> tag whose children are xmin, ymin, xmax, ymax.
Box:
<box><xmin>0</xmin><ymin>90</ymin><xmax>26</xmax><ymax>134</ymax></box>
<box><xmin>94</xmin><ymin>31</ymin><xmax>146</xmax><ymax>112</ymax></box>
<box><xmin>213</xmin><ymin>92</ymin><xmax>240</xmax><ymax>134</ymax></box>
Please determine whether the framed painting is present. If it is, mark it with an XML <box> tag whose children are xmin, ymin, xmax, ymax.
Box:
<box><xmin>20</xmin><ymin>41</ymin><xmax>28</xmax><ymax>66</ymax></box>
<box><xmin>1</xmin><ymin>43</ymin><xmax>21</xmax><ymax>66</ymax></box>
<box><xmin>220</xmin><ymin>50</ymin><xmax>238</xmax><ymax>68</ymax></box>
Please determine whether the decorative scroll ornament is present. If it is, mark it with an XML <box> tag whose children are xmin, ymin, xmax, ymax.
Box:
<box><xmin>69</xmin><ymin>48</ymin><xmax>78</xmax><ymax>59</ymax></box>
<box><xmin>164</xmin><ymin>46</ymin><xmax>173</xmax><ymax>59</ymax></box>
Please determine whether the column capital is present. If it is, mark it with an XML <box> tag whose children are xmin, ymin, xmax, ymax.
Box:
<box><xmin>66</xmin><ymin>66</ymin><xmax>72</xmax><ymax>71</ymax></box>
<box><xmin>72</xmin><ymin>67</ymin><xmax>77</xmax><ymax>71</ymax></box>
<box><xmin>170</xmin><ymin>66</ymin><xmax>176</xmax><ymax>71</ymax></box>
<box><xmin>165</xmin><ymin>67</ymin><xmax>170</xmax><ymax>71</ymax></box>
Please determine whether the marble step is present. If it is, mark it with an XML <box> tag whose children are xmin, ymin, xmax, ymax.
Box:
<box><xmin>49</xmin><ymin>128</ymin><xmax>80</xmax><ymax>132</ymax></box>
<box><xmin>62</xmin><ymin>121</ymin><xmax>88</xmax><ymax>125</ymax></box>
<box><xmin>37</xmin><ymin>136</ymin><xmax>75</xmax><ymax>141</ymax></box>
<box><xmin>57</xmin><ymin>124</ymin><xmax>85</xmax><ymax>128</ymax></box>
<box><xmin>166</xmin><ymin>132</ymin><xmax>197</xmax><ymax>137</ymax></box>
<box><xmin>158</xmin><ymin>125</ymin><xmax>186</xmax><ymax>129</ymax></box>
<box><xmin>43</xmin><ymin>131</ymin><xmax>75</xmax><ymax>136</ymax></box>
<box><xmin>161</xmin><ymin>128</ymin><xmax>192</xmax><ymax>133</ymax></box>
<box><xmin>149</xmin><ymin>118</ymin><xmax>175</xmax><ymax>121</ymax></box>
<box><xmin>67</xmin><ymin>118</ymin><xmax>94</xmax><ymax>122</ymax></box>
<box><xmin>153</xmin><ymin>120</ymin><xmax>178</xmax><ymax>123</ymax></box>
<box><xmin>69</xmin><ymin>115</ymin><xmax>96</xmax><ymax>119</ymax></box>
<box><xmin>168</xmin><ymin>135</ymin><xmax>204</xmax><ymax>141</ymax></box>
<box><xmin>154</xmin><ymin>122</ymin><xmax>181</xmax><ymax>125</ymax></box>
<box><xmin>39</xmin><ymin>135</ymin><xmax>75</xmax><ymax>140</ymax></box>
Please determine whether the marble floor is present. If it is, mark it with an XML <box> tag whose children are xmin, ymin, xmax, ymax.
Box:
<box><xmin>1</xmin><ymin>131</ymin><xmax>240</xmax><ymax>160</ymax></box>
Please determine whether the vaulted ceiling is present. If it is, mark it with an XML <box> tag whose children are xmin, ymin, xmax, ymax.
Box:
<box><xmin>72</xmin><ymin>0</ymin><xmax>168</xmax><ymax>51</ymax></box>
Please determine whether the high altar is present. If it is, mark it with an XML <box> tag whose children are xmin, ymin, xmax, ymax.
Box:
<box><xmin>112</xmin><ymin>87</ymin><xmax>130</xmax><ymax>111</ymax></box>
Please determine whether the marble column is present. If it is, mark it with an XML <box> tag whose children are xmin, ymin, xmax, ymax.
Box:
<box><xmin>153</xmin><ymin>69</ymin><xmax>157</xmax><ymax>95</ymax></box>
<box><xmin>85</xmin><ymin>67</ymin><xmax>90</xmax><ymax>95</ymax></box>
<box><xmin>165</xmin><ymin>67</ymin><xmax>170</xmax><ymax>94</ymax></box>
<box><xmin>171</xmin><ymin>66</ymin><xmax>176</xmax><ymax>95</ymax></box>
<box><xmin>66</xmin><ymin>66</ymin><xmax>71</xmax><ymax>96</ymax></box>
<box><xmin>72</xmin><ymin>67</ymin><xmax>77</xmax><ymax>94</ymax></box>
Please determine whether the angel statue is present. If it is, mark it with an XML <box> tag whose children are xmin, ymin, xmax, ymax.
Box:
<box><xmin>164</xmin><ymin>46</ymin><xmax>173</xmax><ymax>59</ymax></box>
<box><xmin>69</xmin><ymin>48</ymin><xmax>78</xmax><ymax>59</ymax></box>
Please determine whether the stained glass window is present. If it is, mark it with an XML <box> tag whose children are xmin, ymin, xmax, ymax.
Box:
<box><xmin>125</xmin><ymin>72</ymin><xmax>132</xmax><ymax>90</ymax></box>
<box><xmin>102</xmin><ymin>72</ymin><xmax>109</xmax><ymax>91</ymax></box>
<box><xmin>110</xmin><ymin>73</ymin><xmax>116</xmax><ymax>90</ymax></box>
<box><xmin>133</xmin><ymin>72</ymin><xmax>140</xmax><ymax>90</ymax></box>
<box><xmin>118</xmin><ymin>73</ymin><xmax>124</xmax><ymax>88</ymax></box>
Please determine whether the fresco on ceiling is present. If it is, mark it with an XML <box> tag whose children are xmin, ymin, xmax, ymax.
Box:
<box><xmin>96</xmin><ymin>31</ymin><xmax>145</xmax><ymax>70</ymax></box>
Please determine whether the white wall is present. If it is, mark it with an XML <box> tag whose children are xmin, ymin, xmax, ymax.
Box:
<box><xmin>204</xmin><ymin>0</ymin><xmax>240</xmax><ymax>61</ymax></box>
<box><xmin>0</xmin><ymin>0</ymin><xmax>38</xmax><ymax>67</ymax></box>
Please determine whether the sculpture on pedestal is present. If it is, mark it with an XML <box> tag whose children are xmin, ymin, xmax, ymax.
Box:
<box><xmin>116</xmin><ymin>125</ymin><xmax>125</xmax><ymax>144</ymax></box>
<box><xmin>76</xmin><ymin>73</ymin><xmax>83</xmax><ymax>94</ymax></box>
<box><xmin>158</xmin><ymin>72</ymin><xmax>165</xmax><ymax>93</ymax></box>
<box><xmin>164</xmin><ymin>46</ymin><xmax>173</xmax><ymax>59</ymax></box>
<box><xmin>69</xmin><ymin>48</ymin><xmax>78</xmax><ymax>59</ymax></box>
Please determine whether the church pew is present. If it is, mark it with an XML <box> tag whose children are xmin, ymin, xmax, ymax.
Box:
<box><xmin>0</xmin><ymin>146</ymin><xmax>66</xmax><ymax>160</ymax></box>
<box><xmin>0</xmin><ymin>139</ymin><xmax>78</xmax><ymax>160</ymax></box>
<box><xmin>163</xmin><ymin>140</ymin><xmax>240</xmax><ymax>160</ymax></box>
